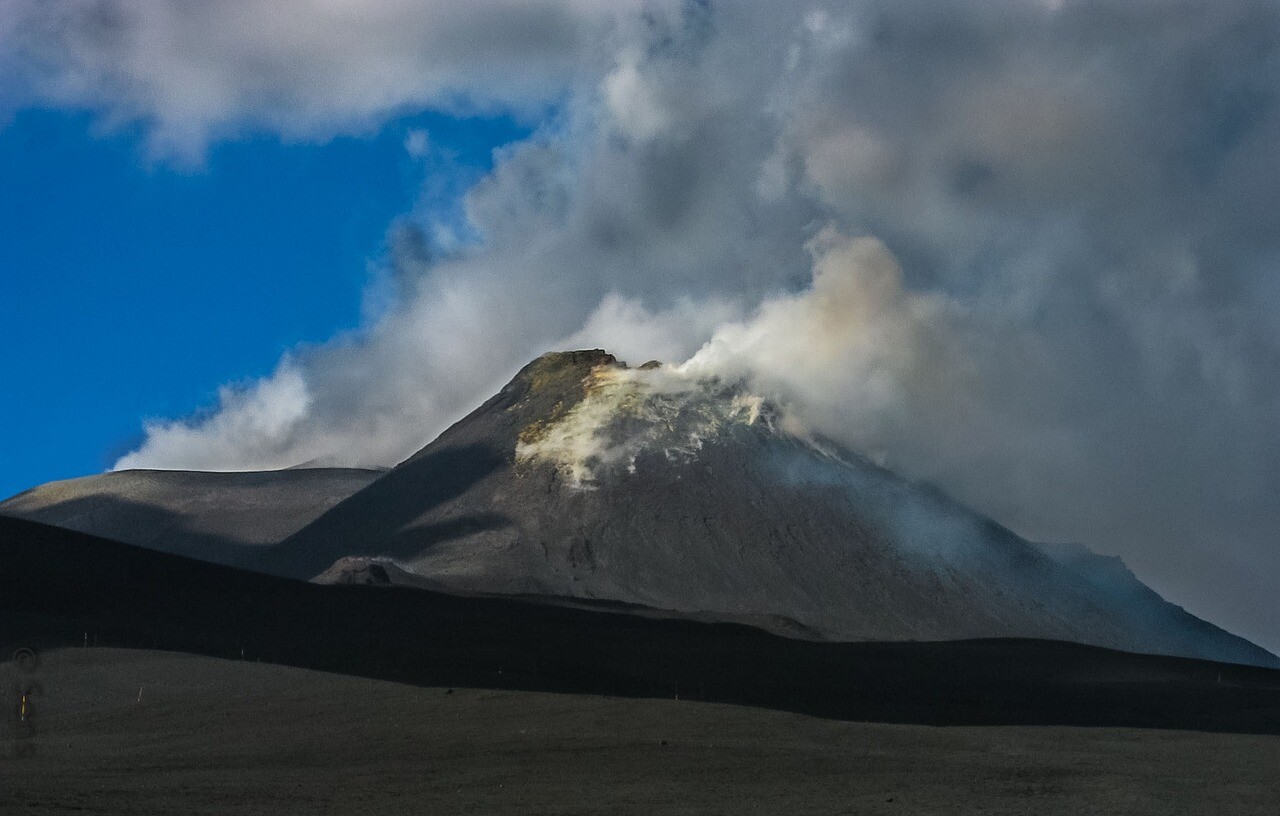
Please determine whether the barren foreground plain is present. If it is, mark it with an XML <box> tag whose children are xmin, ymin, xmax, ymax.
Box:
<box><xmin>3</xmin><ymin>648</ymin><xmax>1277</xmax><ymax>815</ymax></box>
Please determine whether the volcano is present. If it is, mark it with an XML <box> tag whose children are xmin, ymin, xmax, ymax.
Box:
<box><xmin>238</xmin><ymin>349</ymin><xmax>1271</xmax><ymax>667</ymax></box>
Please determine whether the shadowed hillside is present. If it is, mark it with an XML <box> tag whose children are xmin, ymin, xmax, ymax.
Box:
<box><xmin>3</xmin><ymin>515</ymin><xmax>1279</xmax><ymax>734</ymax></box>
<box><xmin>0</xmin><ymin>468</ymin><xmax>382</xmax><ymax>570</ymax></box>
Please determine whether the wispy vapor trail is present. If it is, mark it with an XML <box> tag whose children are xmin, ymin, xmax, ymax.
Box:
<box><xmin>7</xmin><ymin>0</ymin><xmax>1280</xmax><ymax>650</ymax></box>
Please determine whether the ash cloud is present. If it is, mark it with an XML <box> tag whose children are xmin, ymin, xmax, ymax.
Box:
<box><xmin>7</xmin><ymin>1</ymin><xmax>1280</xmax><ymax>650</ymax></box>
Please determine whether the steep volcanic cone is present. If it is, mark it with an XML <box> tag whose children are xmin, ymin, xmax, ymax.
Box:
<box><xmin>274</xmin><ymin>350</ymin><xmax>1275</xmax><ymax>667</ymax></box>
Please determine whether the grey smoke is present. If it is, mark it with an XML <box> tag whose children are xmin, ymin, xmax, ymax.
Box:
<box><xmin>5</xmin><ymin>0</ymin><xmax>1280</xmax><ymax>651</ymax></box>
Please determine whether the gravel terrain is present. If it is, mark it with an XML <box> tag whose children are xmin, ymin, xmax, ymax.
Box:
<box><xmin>3</xmin><ymin>649</ymin><xmax>1277</xmax><ymax>815</ymax></box>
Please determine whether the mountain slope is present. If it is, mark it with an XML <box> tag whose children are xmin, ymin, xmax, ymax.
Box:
<box><xmin>278</xmin><ymin>350</ymin><xmax>1277</xmax><ymax>668</ymax></box>
<box><xmin>0</xmin><ymin>468</ymin><xmax>382</xmax><ymax>569</ymax></box>
<box><xmin>4</xmin><ymin>515</ymin><xmax>1280</xmax><ymax>733</ymax></box>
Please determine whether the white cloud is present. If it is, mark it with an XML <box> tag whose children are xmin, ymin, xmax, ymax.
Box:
<box><xmin>602</xmin><ymin>48</ymin><xmax>672</xmax><ymax>142</ymax></box>
<box><xmin>2</xmin><ymin>0</ymin><xmax>658</xmax><ymax>158</ymax></box>
<box><xmin>403</xmin><ymin>128</ymin><xmax>430</xmax><ymax>159</ymax></box>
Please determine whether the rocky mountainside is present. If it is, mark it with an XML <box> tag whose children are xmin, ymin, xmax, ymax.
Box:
<box><xmin>271</xmin><ymin>350</ymin><xmax>1276</xmax><ymax>668</ymax></box>
<box><xmin>0</xmin><ymin>468</ymin><xmax>382</xmax><ymax>569</ymax></box>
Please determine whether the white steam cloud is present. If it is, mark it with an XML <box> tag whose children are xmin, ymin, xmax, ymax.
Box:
<box><xmin>681</xmin><ymin>229</ymin><xmax>956</xmax><ymax>456</ymax></box>
<box><xmin>7</xmin><ymin>0</ymin><xmax>1280</xmax><ymax>651</ymax></box>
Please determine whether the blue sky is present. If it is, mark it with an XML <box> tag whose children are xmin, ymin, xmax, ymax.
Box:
<box><xmin>0</xmin><ymin>109</ymin><xmax>527</xmax><ymax>499</ymax></box>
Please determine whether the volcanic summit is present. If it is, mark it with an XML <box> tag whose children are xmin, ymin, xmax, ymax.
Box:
<box><xmin>225</xmin><ymin>349</ymin><xmax>1272</xmax><ymax>667</ymax></box>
